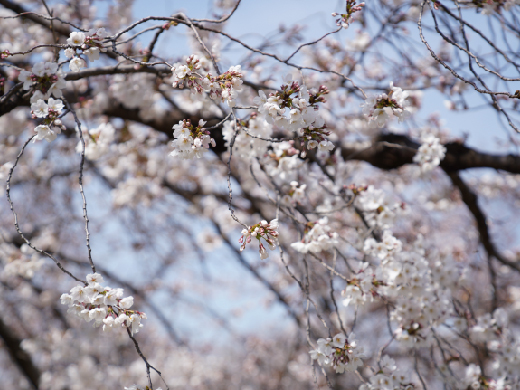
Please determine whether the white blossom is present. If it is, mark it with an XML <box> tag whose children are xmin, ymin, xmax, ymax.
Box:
<box><xmin>69</xmin><ymin>57</ymin><xmax>85</xmax><ymax>72</ymax></box>
<box><xmin>60</xmin><ymin>273</ymin><xmax>146</xmax><ymax>334</ymax></box>
<box><xmin>67</xmin><ymin>31</ymin><xmax>86</xmax><ymax>46</ymax></box>
<box><xmin>413</xmin><ymin>132</ymin><xmax>446</xmax><ymax>173</ymax></box>
<box><xmin>31</xmin><ymin>99</ymin><xmax>48</xmax><ymax>118</ymax></box>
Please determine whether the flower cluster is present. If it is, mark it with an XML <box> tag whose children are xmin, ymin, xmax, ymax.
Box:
<box><xmin>18</xmin><ymin>62</ymin><xmax>66</xmax><ymax>102</ymax></box>
<box><xmin>361</xmin><ymin>82</ymin><xmax>412</xmax><ymax>127</ymax></box>
<box><xmin>412</xmin><ymin>132</ymin><xmax>446</xmax><ymax>173</ymax></box>
<box><xmin>290</xmin><ymin>217</ymin><xmax>338</xmax><ymax>253</ymax></box>
<box><xmin>112</xmin><ymin>177</ymin><xmax>165</xmax><ymax>208</ymax></box>
<box><xmin>239</xmin><ymin>219</ymin><xmax>279</xmax><ymax>259</ymax></box>
<box><xmin>455</xmin><ymin>309</ymin><xmax>520</xmax><ymax>387</ymax></box>
<box><xmin>65</xmin><ymin>28</ymin><xmax>108</xmax><ymax>71</ymax></box>
<box><xmin>372</xmin><ymin>245</ymin><xmax>453</xmax><ymax>348</ymax></box>
<box><xmin>222</xmin><ymin>113</ymin><xmax>272</xmax><ymax>157</ymax></box>
<box><xmin>359</xmin><ymin>356</ymin><xmax>414</xmax><ymax>390</ymax></box>
<box><xmin>458</xmin><ymin>365</ymin><xmax>484</xmax><ymax>390</ymax></box>
<box><xmin>76</xmin><ymin>122</ymin><xmax>116</xmax><ymax>160</ymax></box>
<box><xmin>364</xmin><ymin>230</ymin><xmax>402</xmax><ymax>261</ymax></box>
<box><xmin>169</xmin><ymin>119</ymin><xmax>216</xmax><ymax>159</ymax></box>
<box><xmin>355</xmin><ymin>185</ymin><xmax>403</xmax><ymax>229</ymax></box>
<box><xmin>345</xmin><ymin>183</ymin><xmax>459</xmax><ymax>348</ymax></box>
<box><xmin>254</xmin><ymin>80</ymin><xmax>333</xmax><ymax>154</ymax></box>
<box><xmin>31</xmin><ymin>98</ymin><xmax>65</xmax><ymax>142</ymax></box>
<box><xmin>262</xmin><ymin>140</ymin><xmax>303</xmax><ymax>182</ymax></box>
<box><xmin>1</xmin><ymin>242</ymin><xmax>43</xmax><ymax>279</ymax></box>
<box><xmin>109</xmin><ymin>73</ymin><xmax>165</xmax><ymax>119</ymax></box>
<box><xmin>125</xmin><ymin>385</ymin><xmax>163</xmax><ymax>390</ymax></box>
<box><xmin>492</xmin><ymin>337</ymin><xmax>520</xmax><ymax>379</ymax></box>
<box><xmin>469</xmin><ymin>308</ymin><xmax>507</xmax><ymax>343</ymax></box>
<box><xmin>171</xmin><ymin>55</ymin><xmax>243</xmax><ymax>107</ymax></box>
<box><xmin>282</xmin><ymin>181</ymin><xmax>307</xmax><ymax>205</ymax></box>
<box><xmin>332</xmin><ymin>0</ymin><xmax>365</xmax><ymax>29</ymax></box>
<box><xmin>60</xmin><ymin>273</ymin><xmax>146</xmax><ymax>335</ymax></box>
<box><xmin>309</xmin><ymin>333</ymin><xmax>364</xmax><ymax>374</ymax></box>
<box><xmin>171</xmin><ymin>54</ymin><xmax>202</xmax><ymax>88</ymax></box>
<box><xmin>342</xmin><ymin>261</ymin><xmax>381</xmax><ymax>307</ymax></box>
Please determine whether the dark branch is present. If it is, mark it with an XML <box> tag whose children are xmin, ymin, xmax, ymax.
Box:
<box><xmin>0</xmin><ymin>0</ymin><xmax>71</xmax><ymax>35</ymax></box>
<box><xmin>445</xmin><ymin>170</ymin><xmax>520</xmax><ymax>273</ymax></box>
<box><xmin>0</xmin><ymin>315</ymin><xmax>40</xmax><ymax>389</ymax></box>
<box><xmin>342</xmin><ymin>133</ymin><xmax>520</xmax><ymax>174</ymax></box>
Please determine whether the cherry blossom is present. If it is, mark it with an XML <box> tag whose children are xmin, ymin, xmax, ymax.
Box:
<box><xmin>361</xmin><ymin>82</ymin><xmax>412</xmax><ymax>127</ymax></box>
<box><xmin>309</xmin><ymin>332</ymin><xmax>365</xmax><ymax>373</ymax></box>
<box><xmin>1</xmin><ymin>1</ymin><xmax>520</xmax><ymax>389</ymax></box>
<box><xmin>239</xmin><ymin>219</ymin><xmax>279</xmax><ymax>259</ymax></box>
<box><xmin>413</xmin><ymin>132</ymin><xmax>447</xmax><ymax>173</ymax></box>
<box><xmin>61</xmin><ymin>273</ymin><xmax>146</xmax><ymax>335</ymax></box>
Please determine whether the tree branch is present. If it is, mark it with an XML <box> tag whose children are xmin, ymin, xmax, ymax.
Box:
<box><xmin>0</xmin><ymin>0</ymin><xmax>71</xmax><ymax>35</ymax></box>
<box><xmin>445</xmin><ymin>170</ymin><xmax>520</xmax><ymax>273</ymax></box>
<box><xmin>0</xmin><ymin>315</ymin><xmax>40</xmax><ymax>389</ymax></box>
<box><xmin>342</xmin><ymin>133</ymin><xmax>520</xmax><ymax>174</ymax></box>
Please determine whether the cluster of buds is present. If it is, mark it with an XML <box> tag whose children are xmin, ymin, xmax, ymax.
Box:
<box><xmin>332</xmin><ymin>0</ymin><xmax>365</xmax><ymax>29</ymax></box>
<box><xmin>60</xmin><ymin>273</ymin><xmax>147</xmax><ymax>335</ymax></box>
<box><xmin>171</xmin><ymin>55</ymin><xmax>243</xmax><ymax>107</ymax></box>
<box><xmin>31</xmin><ymin>98</ymin><xmax>66</xmax><ymax>143</ymax></box>
<box><xmin>161</xmin><ymin>20</ymin><xmax>178</xmax><ymax>30</ymax></box>
<box><xmin>308</xmin><ymin>84</ymin><xmax>330</xmax><ymax>106</ymax></box>
<box><xmin>65</xmin><ymin>28</ymin><xmax>108</xmax><ymax>71</ymax></box>
<box><xmin>210</xmin><ymin>65</ymin><xmax>244</xmax><ymax>107</ymax></box>
<box><xmin>18</xmin><ymin>62</ymin><xmax>66</xmax><ymax>102</ymax></box>
<box><xmin>309</xmin><ymin>333</ymin><xmax>364</xmax><ymax>374</ymax></box>
<box><xmin>239</xmin><ymin>219</ymin><xmax>279</xmax><ymax>259</ymax></box>
<box><xmin>169</xmin><ymin>119</ymin><xmax>216</xmax><ymax>159</ymax></box>
<box><xmin>268</xmin><ymin>81</ymin><xmax>305</xmax><ymax>110</ymax></box>
<box><xmin>346</xmin><ymin>183</ymin><xmax>368</xmax><ymax>196</ymax></box>
<box><xmin>0</xmin><ymin>49</ymin><xmax>10</xmax><ymax>59</ymax></box>
<box><xmin>256</xmin><ymin>80</ymin><xmax>313</xmax><ymax>117</ymax></box>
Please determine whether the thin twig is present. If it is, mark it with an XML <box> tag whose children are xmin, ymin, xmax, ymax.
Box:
<box><xmin>5</xmin><ymin>135</ymin><xmax>83</xmax><ymax>282</ymax></box>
